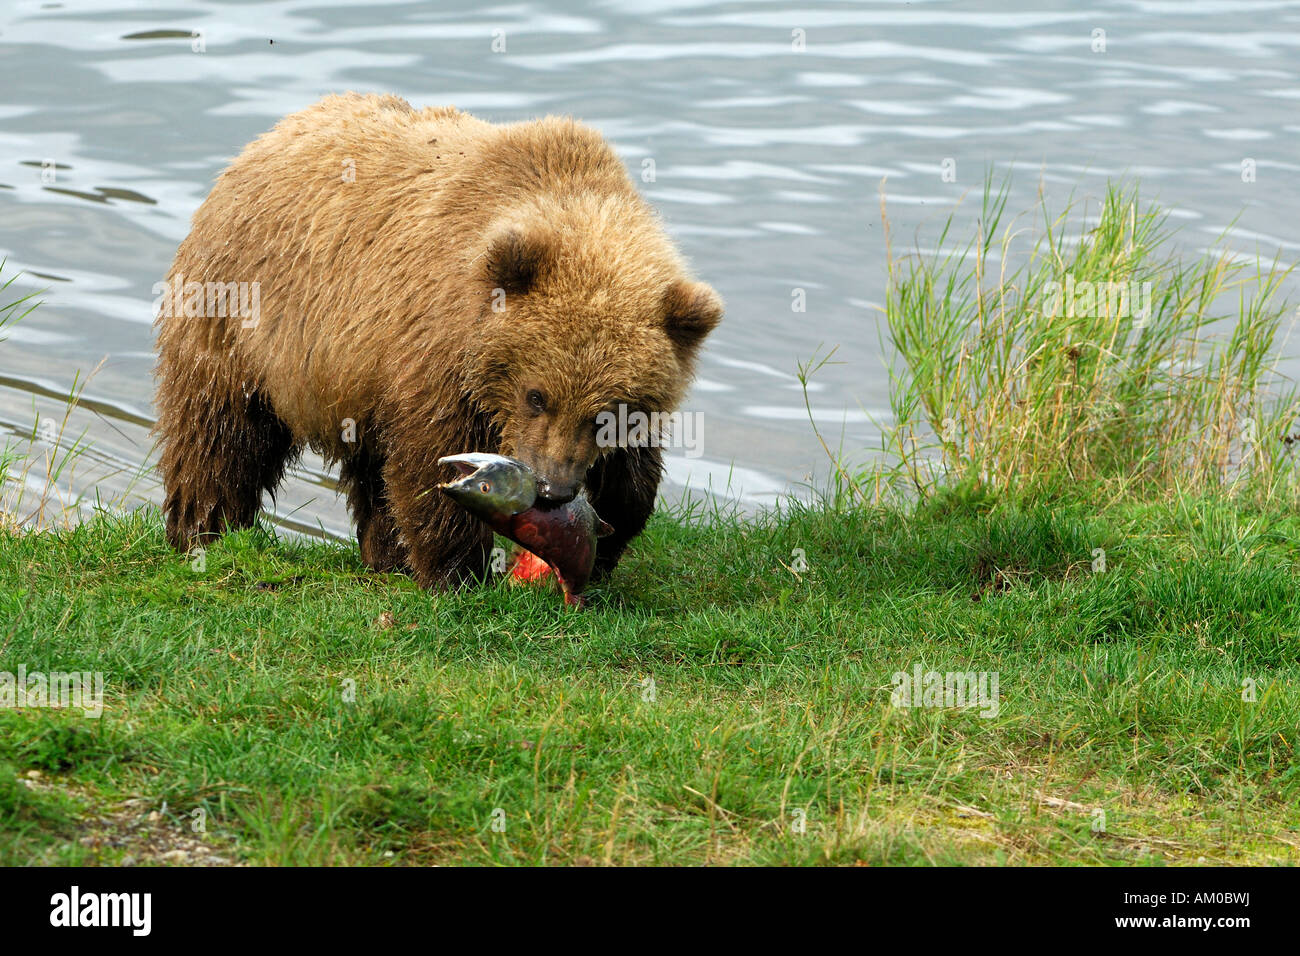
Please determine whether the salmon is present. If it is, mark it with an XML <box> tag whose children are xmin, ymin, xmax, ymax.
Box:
<box><xmin>438</xmin><ymin>453</ymin><xmax>612</xmax><ymax>606</ymax></box>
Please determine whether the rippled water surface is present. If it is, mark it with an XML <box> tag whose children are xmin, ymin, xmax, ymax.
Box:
<box><xmin>3</xmin><ymin>0</ymin><xmax>1299</xmax><ymax>533</ymax></box>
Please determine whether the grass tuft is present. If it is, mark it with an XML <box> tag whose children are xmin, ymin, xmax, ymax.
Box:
<box><xmin>823</xmin><ymin>176</ymin><xmax>1299</xmax><ymax>506</ymax></box>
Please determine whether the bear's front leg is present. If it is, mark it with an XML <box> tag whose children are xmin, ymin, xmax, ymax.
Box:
<box><xmin>340</xmin><ymin>445</ymin><xmax>408</xmax><ymax>573</ymax></box>
<box><xmin>381</xmin><ymin>450</ymin><xmax>493</xmax><ymax>589</ymax></box>
<box><xmin>585</xmin><ymin>444</ymin><xmax>663</xmax><ymax>581</ymax></box>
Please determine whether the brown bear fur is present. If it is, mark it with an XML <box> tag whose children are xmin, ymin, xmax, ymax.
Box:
<box><xmin>153</xmin><ymin>93</ymin><xmax>722</xmax><ymax>588</ymax></box>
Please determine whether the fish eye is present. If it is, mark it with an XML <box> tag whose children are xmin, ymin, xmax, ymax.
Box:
<box><xmin>526</xmin><ymin>389</ymin><xmax>547</xmax><ymax>414</ymax></box>
<box><xmin>479</xmin><ymin>481</ymin><xmax>492</xmax><ymax>494</ymax></box>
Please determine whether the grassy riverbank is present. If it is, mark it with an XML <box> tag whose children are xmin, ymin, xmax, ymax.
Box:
<box><xmin>3</xmin><ymin>492</ymin><xmax>1299</xmax><ymax>865</ymax></box>
<box><xmin>4</xmin><ymin>181</ymin><xmax>1300</xmax><ymax>865</ymax></box>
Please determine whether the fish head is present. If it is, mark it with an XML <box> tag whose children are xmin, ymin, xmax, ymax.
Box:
<box><xmin>437</xmin><ymin>453</ymin><xmax>538</xmax><ymax>518</ymax></box>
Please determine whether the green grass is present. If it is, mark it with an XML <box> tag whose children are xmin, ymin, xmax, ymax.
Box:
<box><xmin>3</xmin><ymin>494</ymin><xmax>1298</xmax><ymax>865</ymax></box>
<box><xmin>837</xmin><ymin>176</ymin><xmax>1300</xmax><ymax>506</ymax></box>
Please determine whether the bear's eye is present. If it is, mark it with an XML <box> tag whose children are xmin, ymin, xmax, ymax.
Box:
<box><xmin>526</xmin><ymin>389</ymin><xmax>547</xmax><ymax>414</ymax></box>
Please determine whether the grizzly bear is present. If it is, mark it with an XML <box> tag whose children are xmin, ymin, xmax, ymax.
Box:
<box><xmin>153</xmin><ymin>93</ymin><xmax>722</xmax><ymax>588</ymax></box>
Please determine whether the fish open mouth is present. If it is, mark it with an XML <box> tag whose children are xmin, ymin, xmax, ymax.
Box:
<box><xmin>440</xmin><ymin>458</ymin><xmax>479</xmax><ymax>478</ymax></box>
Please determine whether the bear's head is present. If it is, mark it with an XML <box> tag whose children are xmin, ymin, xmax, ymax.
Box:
<box><xmin>465</xmin><ymin>197</ymin><xmax>723</xmax><ymax>502</ymax></box>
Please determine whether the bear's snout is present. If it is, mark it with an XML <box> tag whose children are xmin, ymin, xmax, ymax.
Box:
<box><xmin>524</xmin><ymin>453</ymin><xmax>585</xmax><ymax>504</ymax></box>
<box><xmin>514</xmin><ymin>439</ymin><xmax>589</xmax><ymax>505</ymax></box>
<box><xmin>535</xmin><ymin>473</ymin><xmax>581</xmax><ymax>505</ymax></box>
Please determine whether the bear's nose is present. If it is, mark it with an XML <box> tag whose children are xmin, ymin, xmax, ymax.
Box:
<box><xmin>536</xmin><ymin>478</ymin><xmax>579</xmax><ymax>504</ymax></box>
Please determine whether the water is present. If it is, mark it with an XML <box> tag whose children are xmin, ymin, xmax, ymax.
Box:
<box><xmin>2</xmin><ymin>0</ymin><xmax>1299</xmax><ymax>535</ymax></box>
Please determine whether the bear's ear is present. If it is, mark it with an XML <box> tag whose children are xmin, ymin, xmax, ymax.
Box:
<box><xmin>484</xmin><ymin>225</ymin><xmax>551</xmax><ymax>297</ymax></box>
<box><xmin>662</xmin><ymin>280</ymin><xmax>723</xmax><ymax>351</ymax></box>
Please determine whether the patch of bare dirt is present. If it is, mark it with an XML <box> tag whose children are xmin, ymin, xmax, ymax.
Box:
<box><xmin>20</xmin><ymin>769</ymin><xmax>242</xmax><ymax>866</ymax></box>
